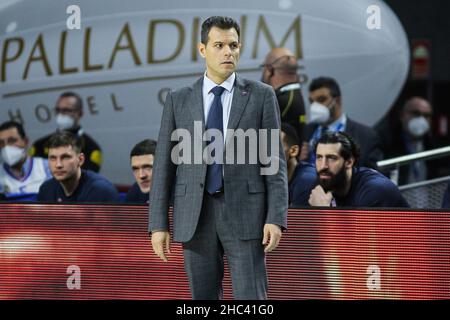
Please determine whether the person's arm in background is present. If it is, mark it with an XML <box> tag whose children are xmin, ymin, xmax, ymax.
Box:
<box><xmin>290</xmin><ymin>164</ymin><xmax>317</xmax><ymax>207</ymax></box>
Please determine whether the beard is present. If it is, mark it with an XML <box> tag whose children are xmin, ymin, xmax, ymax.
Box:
<box><xmin>316</xmin><ymin>164</ymin><xmax>347</xmax><ymax>193</ymax></box>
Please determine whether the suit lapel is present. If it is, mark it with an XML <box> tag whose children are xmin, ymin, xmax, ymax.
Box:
<box><xmin>188</xmin><ymin>77</ymin><xmax>205</xmax><ymax>126</ymax></box>
<box><xmin>345</xmin><ymin>118</ymin><xmax>355</xmax><ymax>135</ymax></box>
<box><xmin>227</xmin><ymin>75</ymin><xmax>250</xmax><ymax>131</ymax></box>
<box><xmin>189</xmin><ymin>75</ymin><xmax>250</xmax><ymax>149</ymax></box>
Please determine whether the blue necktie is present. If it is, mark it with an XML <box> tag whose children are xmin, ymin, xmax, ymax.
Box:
<box><xmin>205</xmin><ymin>86</ymin><xmax>225</xmax><ymax>194</ymax></box>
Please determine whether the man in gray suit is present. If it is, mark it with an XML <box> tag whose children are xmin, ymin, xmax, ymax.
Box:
<box><xmin>149</xmin><ymin>16</ymin><xmax>288</xmax><ymax>300</ymax></box>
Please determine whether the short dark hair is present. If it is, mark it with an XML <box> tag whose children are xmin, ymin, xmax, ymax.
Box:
<box><xmin>309</xmin><ymin>77</ymin><xmax>341</xmax><ymax>98</ymax></box>
<box><xmin>281</xmin><ymin>123</ymin><xmax>300</xmax><ymax>147</ymax></box>
<box><xmin>314</xmin><ymin>131</ymin><xmax>360</xmax><ymax>164</ymax></box>
<box><xmin>201</xmin><ymin>16</ymin><xmax>240</xmax><ymax>45</ymax></box>
<box><xmin>0</xmin><ymin>121</ymin><xmax>27</xmax><ymax>139</ymax></box>
<box><xmin>46</xmin><ymin>131</ymin><xmax>82</xmax><ymax>154</ymax></box>
<box><xmin>58</xmin><ymin>91</ymin><xmax>83</xmax><ymax>111</ymax></box>
<box><xmin>130</xmin><ymin>139</ymin><xmax>157</xmax><ymax>159</ymax></box>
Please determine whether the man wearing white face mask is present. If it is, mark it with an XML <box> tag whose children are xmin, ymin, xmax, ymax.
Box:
<box><xmin>377</xmin><ymin>97</ymin><xmax>438</xmax><ymax>185</ymax></box>
<box><xmin>304</xmin><ymin>77</ymin><xmax>383</xmax><ymax>169</ymax></box>
<box><xmin>30</xmin><ymin>92</ymin><xmax>102</xmax><ymax>173</ymax></box>
<box><xmin>0</xmin><ymin>121</ymin><xmax>52</xmax><ymax>197</ymax></box>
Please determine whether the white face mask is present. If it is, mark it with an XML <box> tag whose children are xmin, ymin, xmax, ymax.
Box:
<box><xmin>408</xmin><ymin>116</ymin><xmax>430</xmax><ymax>137</ymax></box>
<box><xmin>56</xmin><ymin>114</ymin><xmax>75</xmax><ymax>130</ymax></box>
<box><xmin>1</xmin><ymin>145</ymin><xmax>26</xmax><ymax>166</ymax></box>
<box><xmin>309</xmin><ymin>102</ymin><xmax>331</xmax><ymax>124</ymax></box>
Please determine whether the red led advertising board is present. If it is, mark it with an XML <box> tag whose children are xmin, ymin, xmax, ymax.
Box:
<box><xmin>0</xmin><ymin>204</ymin><xmax>448</xmax><ymax>299</ymax></box>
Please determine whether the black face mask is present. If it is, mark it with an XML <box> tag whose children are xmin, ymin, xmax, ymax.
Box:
<box><xmin>316</xmin><ymin>163</ymin><xmax>347</xmax><ymax>194</ymax></box>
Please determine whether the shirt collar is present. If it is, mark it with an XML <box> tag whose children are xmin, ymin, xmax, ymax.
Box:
<box><xmin>278</xmin><ymin>82</ymin><xmax>301</xmax><ymax>93</ymax></box>
<box><xmin>325</xmin><ymin>113</ymin><xmax>347</xmax><ymax>131</ymax></box>
<box><xmin>203</xmin><ymin>72</ymin><xmax>235</xmax><ymax>94</ymax></box>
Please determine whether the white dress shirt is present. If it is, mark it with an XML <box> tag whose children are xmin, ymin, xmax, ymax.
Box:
<box><xmin>202</xmin><ymin>72</ymin><xmax>235</xmax><ymax>142</ymax></box>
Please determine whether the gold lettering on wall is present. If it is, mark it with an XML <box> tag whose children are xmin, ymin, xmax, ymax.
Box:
<box><xmin>0</xmin><ymin>14</ymin><xmax>303</xmax><ymax>85</ymax></box>
<box><xmin>86</xmin><ymin>96</ymin><xmax>98</xmax><ymax>114</ymax></box>
<box><xmin>84</xmin><ymin>27</ymin><xmax>104</xmax><ymax>71</ymax></box>
<box><xmin>191</xmin><ymin>17</ymin><xmax>200</xmax><ymax>62</ymax></box>
<box><xmin>8</xmin><ymin>108</ymin><xmax>24</xmax><ymax>124</ymax></box>
<box><xmin>35</xmin><ymin>104</ymin><xmax>52</xmax><ymax>123</ymax></box>
<box><xmin>108</xmin><ymin>23</ymin><xmax>142</xmax><ymax>69</ymax></box>
<box><xmin>1</xmin><ymin>37</ymin><xmax>24</xmax><ymax>82</ymax></box>
<box><xmin>239</xmin><ymin>15</ymin><xmax>247</xmax><ymax>55</ymax></box>
<box><xmin>148</xmin><ymin>19</ymin><xmax>184</xmax><ymax>64</ymax></box>
<box><xmin>252</xmin><ymin>15</ymin><xmax>303</xmax><ymax>59</ymax></box>
<box><xmin>23</xmin><ymin>34</ymin><xmax>53</xmax><ymax>80</ymax></box>
<box><xmin>59</xmin><ymin>31</ymin><xmax>79</xmax><ymax>74</ymax></box>
<box><xmin>111</xmin><ymin>93</ymin><xmax>123</xmax><ymax>111</ymax></box>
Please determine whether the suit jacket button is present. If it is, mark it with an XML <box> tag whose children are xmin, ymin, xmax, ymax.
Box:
<box><xmin>200</xmin><ymin>183</ymin><xmax>204</xmax><ymax>188</ymax></box>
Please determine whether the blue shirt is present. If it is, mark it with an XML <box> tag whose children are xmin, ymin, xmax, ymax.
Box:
<box><xmin>289</xmin><ymin>162</ymin><xmax>317</xmax><ymax>207</ymax></box>
<box><xmin>442</xmin><ymin>181</ymin><xmax>450</xmax><ymax>208</ymax></box>
<box><xmin>334</xmin><ymin>167</ymin><xmax>409</xmax><ymax>207</ymax></box>
<box><xmin>125</xmin><ymin>183</ymin><xmax>149</xmax><ymax>204</ymax></box>
<box><xmin>37</xmin><ymin>170</ymin><xmax>120</xmax><ymax>203</ymax></box>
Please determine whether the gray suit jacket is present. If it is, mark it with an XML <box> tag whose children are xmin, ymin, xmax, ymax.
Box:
<box><xmin>149</xmin><ymin>75</ymin><xmax>288</xmax><ymax>242</ymax></box>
